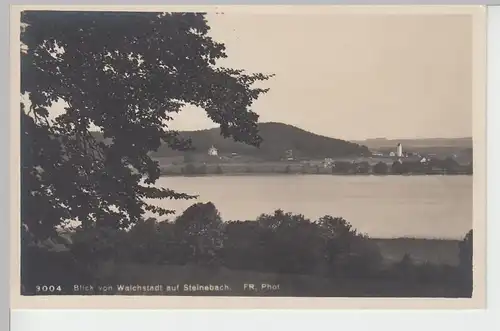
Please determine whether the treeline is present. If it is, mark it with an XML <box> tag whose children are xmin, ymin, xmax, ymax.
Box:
<box><xmin>352</xmin><ymin>157</ymin><xmax>472</xmax><ymax>175</ymax></box>
<box><xmin>21</xmin><ymin>203</ymin><xmax>473</xmax><ymax>297</ymax></box>
<box><xmin>159</xmin><ymin>157</ymin><xmax>473</xmax><ymax>176</ymax></box>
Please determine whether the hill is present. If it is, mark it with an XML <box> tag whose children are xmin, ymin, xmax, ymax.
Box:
<box><xmin>139</xmin><ymin>122</ymin><xmax>370</xmax><ymax>161</ymax></box>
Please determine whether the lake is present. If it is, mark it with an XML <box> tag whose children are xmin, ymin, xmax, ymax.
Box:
<box><xmin>147</xmin><ymin>175</ymin><xmax>472</xmax><ymax>239</ymax></box>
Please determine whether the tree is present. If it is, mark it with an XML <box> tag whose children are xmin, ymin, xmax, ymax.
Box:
<box><xmin>332</xmin><ymin>161</ymin><xmax>354</xmax><ymax>174</ymax></box>
<box><xmin>174</xmin><ymin>202</ymin><xmax>224</xmax><ymax>265</ymax></box>
<box><xmin>441</xmin><ymin>157</ymin><xmax>460</xmax><ymax>173</ymax></box>
<box><xmin>356</xmin><ymin>161</ymin><xmax>370</xmax><ymax>174</ymax></box>
<box><xmin>391</xmin><ymin>161</ymin><xmax>407</xmax><ymax>174</ymax></box>
<box><xmin>183</xmin><ymin>152</ymin><xmax>195</xmax><ymax>164</ymax></box>
<box><xmin>21</xmin><ymin>11</ymin><xmax>273</xmax><ymax>240</ymax></box>
<box><xmin>373</xmin><ymin>161</ymin><xmax>388</xmax><ymax>174</ymax></box>
<box><xmin>458</xmin><ymin>229</ymin><xmax>473</xmax><ymax>295</ymax></box>
<box><xmin>466</xmin><ymin>161</ymin><xmax>473</xmax><ymax>175</ymax></box>
<box><xmin>256</xmin><ymin>210</ymin><xmax>320</xmax><ymax>274</ymax></box>
<box><xmin>196</xmin><ymin>164</ymin><xmax>207</xmax><ymax>174</ymax></box>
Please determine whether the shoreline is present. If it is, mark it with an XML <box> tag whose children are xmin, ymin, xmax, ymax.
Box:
<box><xmin>159</xmin><ymin>172</ymin><xmax>473</xmax><ymax>178</ymax></box>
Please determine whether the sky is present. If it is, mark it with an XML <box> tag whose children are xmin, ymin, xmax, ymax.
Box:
<box><xmin>41</xmin><ymin>11</ymin><xmax>474</xmax><ymax>141</ymax></box>
<box><xmin>168</xmin><ymin>12</ymin><xmax>473</xmax><ymax>140</ymax></box>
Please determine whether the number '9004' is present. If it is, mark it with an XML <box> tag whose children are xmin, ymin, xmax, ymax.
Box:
<box><xmin>36</xmin><ymin>285</ymin><xmax>62</xmax><ymax>293</ymax></box>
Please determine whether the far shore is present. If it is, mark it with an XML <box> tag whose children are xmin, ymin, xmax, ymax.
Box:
<box><xmin>159</xmin><ymin>172</ymin><xmax>472</xmax><ymax>177</ymax></box>
<box><xmin>157</xmin><ymin>160</ymin><xmax>472</xmax><ymax>177</ymax></box>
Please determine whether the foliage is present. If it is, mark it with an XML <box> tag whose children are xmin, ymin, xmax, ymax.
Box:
<box><xmin>440</xmin><ymin>157</ymin><xmax>461</xmax><ymax>172</ymax></box>
<box><xmin>183</xmin><ymin>152</ymin><xmax>195</xmax><ymax>164</ymax></box>
<box><xmin>173</xmin><ymin>202</ymin><xmax>224</xmax><ymax>265</ymax></box>
<box><xmin>355</xmin><ymin>161</ymin><xmax>370</xmax><ymax>174</ymax></box>
<box><xmin>21</xmin><ymin>11</ymin><xmax>273</xmax><ymax>240</ymax></box>
<box><xmin>458</xmin><ymin>229</ymin><xmax>473</xmax><ymax>294</ymax></box>
<box><xmin>373</xmin><ymin>161</ymin><xmax>389</xmax><ymax>174</ymax></box>
<box><xmin>466</xmin><ymin>161</ymin><xmax>473</xmax><ymax>175</ymax></box>
<box><xmin>332</xmin><ymin>161</ymin><xmax>355</xmax><ymax>174</ymax></box>
<box><xmin>391</xmin><ymin>161</ymin><xmax>406</xmax><ymax>174</ymax></box>
<box><xmin>21</xmin><ymin>202</ymin><xmax>473</xmax><ymax>297</ymax></box>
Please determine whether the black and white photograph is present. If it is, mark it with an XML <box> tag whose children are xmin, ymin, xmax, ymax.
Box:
<box><xmin>14</xmin><ymin>5</ymin><xmax>485</xmax><ymax>304</ymax></box>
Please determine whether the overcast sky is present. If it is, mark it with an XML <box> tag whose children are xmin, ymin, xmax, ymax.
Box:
<box><xmin>40</xmin><ymin>11</ymin><xmax>473</xmax><ymax>141</ymax></box>
<box><xmin>168</xmin><ymin>12</ymin><xmax>473</xmax><ymax>140</ymax></box>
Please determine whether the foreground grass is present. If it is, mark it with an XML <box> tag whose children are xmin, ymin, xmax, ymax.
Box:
<box><xmin>87</xmin><ymin>263</ymin><xmax>467</xmax><ymax>298</ymax></box>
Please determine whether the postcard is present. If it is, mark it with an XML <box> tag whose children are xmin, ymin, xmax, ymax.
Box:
<box><xmin>10</xmin><ymin>4</ymin><xmax>487</xmax><ymax>309</ymax></box>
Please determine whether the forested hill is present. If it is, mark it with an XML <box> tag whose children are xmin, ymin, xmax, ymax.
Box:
<box><xmin>92</xmin><ymin>122</ymin><xmax>370</xmax><ymax>161</ymax></box>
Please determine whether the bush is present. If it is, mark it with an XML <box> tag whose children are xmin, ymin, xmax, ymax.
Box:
<box><xmin>356</xmin><ymin>162</ymin><xmax>370</xmax><ymax>174</ymax></box>
<box><xmin>197</xmin><ymin>164</ymin><xmax>207</xmax><ymax>174</ymax></box>
<box><xmin>183</xmin><ymin>163</ymin><xmax>196</xmax><ymax>174</ymax></box>
<box><xmin>24</xmin><ymin>204</ymin><xmax>471</xmax><ymax>296</ymax></box>
<box><xmin>332</xmin><ymin>161</ymin><xmax>354</xmax><ymax>174</ymax></box>
<box><xmin>458</xmin><ymin>229</ymin><xmax>473</xmax><ymax>295</ymax></box>
<box><xmin>373</xmin><ymin>162</ymin><xmax>388</xmax><ymax>174</ymax></box>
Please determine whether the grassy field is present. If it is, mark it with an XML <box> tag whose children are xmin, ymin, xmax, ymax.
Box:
<box><xmin>83</xmin><ymin>237</ymin><xmax>464</xmax><ymax>297</ymax></box>
<box><xmin>92</xmin><ymin>261</ymin><xmax>466</xmax><ymax>298</ymax></box>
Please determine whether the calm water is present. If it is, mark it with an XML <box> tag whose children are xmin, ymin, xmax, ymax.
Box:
<box><xmin>147</xmin><ymin>175</ymin><xmax>472</xmax><ymax>239</ymax></box>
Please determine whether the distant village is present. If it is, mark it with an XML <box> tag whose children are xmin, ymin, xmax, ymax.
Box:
<box><xmin>206</xmin><ymin>142</ymin><xmax>467</xmax><ymax>167</ymax></box>
<box><xmin>156</xmin><ymin>142</ymin><xmax>473</xmax><ymax>176</ymax></box>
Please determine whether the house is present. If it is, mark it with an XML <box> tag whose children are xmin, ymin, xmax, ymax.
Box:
<box><xmin>208</xmin><ymin>146</ymin><xmax>218</xmax><ymax>156</ymax></box>
<box><xmin>323</xmin><ymin>158</ymin><xmax>334</xmax><ymax>168</ymax></box>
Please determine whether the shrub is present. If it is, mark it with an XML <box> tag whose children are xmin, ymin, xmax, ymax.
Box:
<box><xmin>373</xmin><ymin>161</ymin><xmax>388</xmax><ymax>174</ymax></box>
<box><xmin>458</xmin><ymin>229</ymin><xmax>473</xmax><ymax>295</ymax></box>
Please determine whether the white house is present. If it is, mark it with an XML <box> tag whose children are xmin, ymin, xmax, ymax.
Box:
<box><xmin>323</xmin><ymin>158</ymin><xmax>334</xmax><ymax>168</ymax></box>
<box><xmin>208</xmin><ymin>146</ymin><xmax>218</xmax><ymax>156</ymax></box>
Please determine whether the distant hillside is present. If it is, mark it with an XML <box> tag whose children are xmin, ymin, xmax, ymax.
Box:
<box><xmin>92</xmin><ymin>122</ymin><xmax>369</xmax><ymax>161</ymax></box>
<box><xmin>155</xmin><ymin>122</ymin><xmax>369</xmax><ymax>160</ymax></box>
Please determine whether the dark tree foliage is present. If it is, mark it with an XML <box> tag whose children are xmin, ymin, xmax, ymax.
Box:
<box><xmin>173</xmin><ymin>202</ymin><xmax>224</xmax><ymax>265</ymax></box>
<box><xmin>21</xmin><ymin>201</ymin><xmax>473</xmax><ymax>296</ymax></box>
<box><xmin>332</xmin><ymin>161</ymin><xmax>355</xmax><ymax>174</ymax></box>
<box><xmin>440</xmin><ymin>157</ymin><xmax>461</xmax><ymax>172</ymax></box>
<box><xmin>355</xmin><ymin>161</ymin><xmax>370</xmax><ymax>174</ymax></box>
<box><xmin>21</xmin><ymin>11</ymin><xmax>273</xmax><ymax>240</ymax></box>
<box><xmin>391</xmin><ymin>161</ymin><xmax>406</xmax><ymax>174</ymax></box>
<box><xmin>372</xmin><ymin>161</ymin><xmax>389</xmax><ymax>174</ymax></box>
<box><xmin>458</xmin><ymin>229</ymin><xmax>473</xmax><ymax>295</ymax></box>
